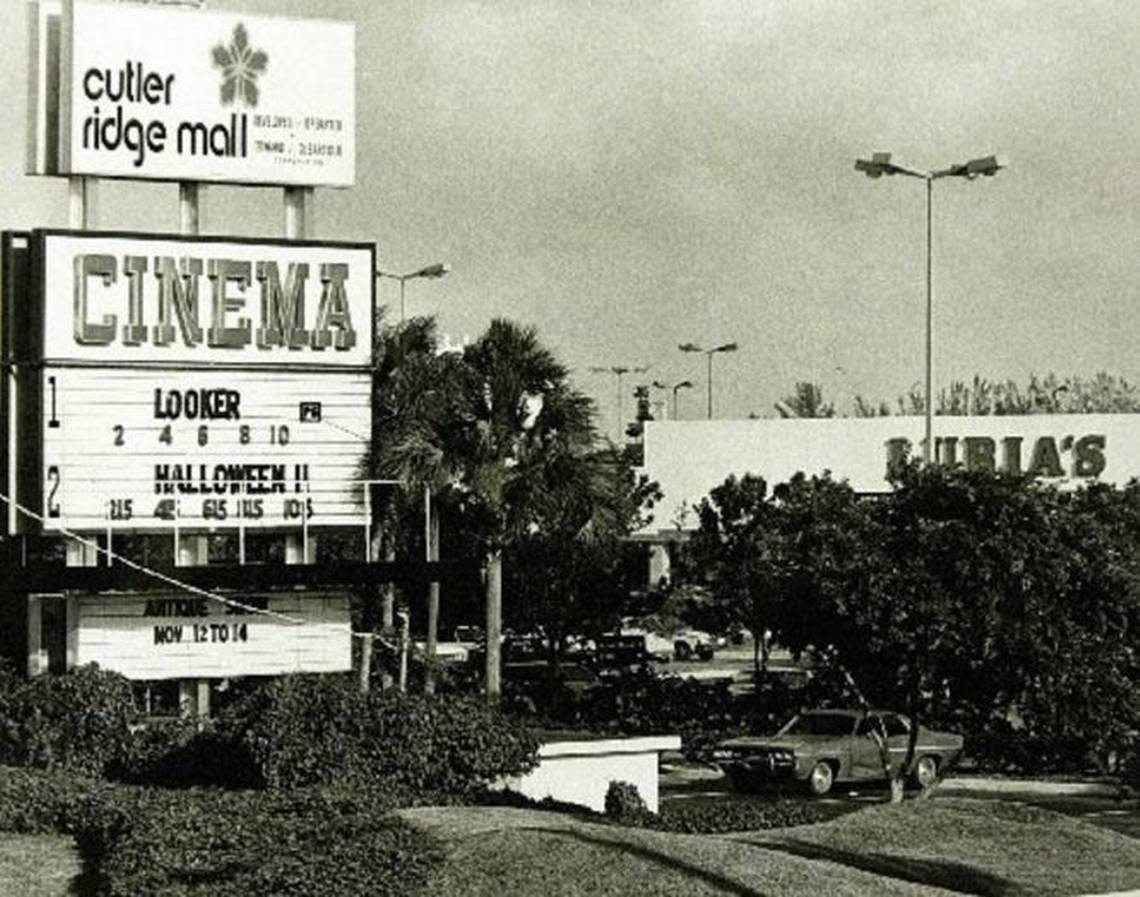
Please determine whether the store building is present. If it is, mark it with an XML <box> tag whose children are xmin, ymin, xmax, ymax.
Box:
<box><xmin>637</xmin><ymin>414</ymin><xmax>1140</xmax><ymax>585</ymax></box>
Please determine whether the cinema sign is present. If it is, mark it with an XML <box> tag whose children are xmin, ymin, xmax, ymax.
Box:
<box><xmin>52</xmin><ymin>0</ymin><xmax>354</xmax><ymax>186</ymax></box>
<box><xmin>34</xmin><ymin>231</ymin><xmax>374</xmax><ymax>532</ymax></box>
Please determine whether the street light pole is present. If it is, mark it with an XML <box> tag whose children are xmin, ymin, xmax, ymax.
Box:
<box><xmin>925</xmin><ymin>174</ymin><xmax>933</xmax><ymax>466</ymax></box>
<box><xmin>376</xmin><ymin>262</ymin><xmax>450</xmax><ymax>322</ymax></box>
<box><xmin>652</xmin><ymin>379</ymin><xmax>693</xmax><ymax>420</ymax></box>
<box><xmin>590</xmin><ymin>364</ymin><xmax>649</xmax><ymax>440</ymax></box>
<box><xmin>855</xmin><ymin>152</ymin><xmax>1006</xmax><ymax>464</ymax></box>
<box><xmin>679</xmin><ymin>342</ymin><xmax>738</xmax><ymax>419</ymax></box>
<box><xmin>672</xmin><ymin>380</ymin><xmax>693</xmax><ymax>419</ymax></box>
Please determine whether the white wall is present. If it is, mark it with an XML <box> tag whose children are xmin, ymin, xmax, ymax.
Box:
<box><xmin>495</xmin><ymin>736</ymin><xmax>681</xmax><ymax>814</ymax></box>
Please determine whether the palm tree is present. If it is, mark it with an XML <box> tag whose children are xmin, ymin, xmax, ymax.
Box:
<box><xmin>457</xmin><ymin>319</ymin><xmax>597</xmax><ymax>702</ymax></box>
<box><xmin>365</xmin><ymin>316</ymin><xmax>468</xmax><ymax>693</ymax></box>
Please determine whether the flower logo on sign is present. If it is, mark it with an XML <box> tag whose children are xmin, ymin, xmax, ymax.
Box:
<box><xmin>211</xmin><ymin>24</ymin><xmax>268</xmax><ymax>107</ymax></box>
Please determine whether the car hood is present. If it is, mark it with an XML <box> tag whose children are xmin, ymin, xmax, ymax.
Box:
<box><xmin>718</xmin><ymin>734</ymin><xmax>844</xmax><ymax>752</ymax></box>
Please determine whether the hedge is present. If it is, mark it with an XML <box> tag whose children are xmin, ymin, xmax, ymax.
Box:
<box><xmin>0</xmin><ymin>767</ymin><xmax>442</xmax><ymax>897</ymax></box>
<box><xmin>216</xmin><ymin>675</ymin><xmax>540</xmax><ymax>794</ymax></box>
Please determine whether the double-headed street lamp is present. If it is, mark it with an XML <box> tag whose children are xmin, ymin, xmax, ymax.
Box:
<box><xmin>855</xmin><ymin>151</ymin><xmax>1006</xmax><ymax>463</ymax></box>
<box><xmin>678</xmin><ymin>342</ymin><xmax>738</xmax><ymax>419</ymax></box>
<box><xmin>376</xmin><ymin>262</ymin><xmax>450</xmax><ymax>322</ymax></box>
<box><xmin>653</xmin><ymin>379</ymin><xmax>694</xmax><ymax>420</ymax></box>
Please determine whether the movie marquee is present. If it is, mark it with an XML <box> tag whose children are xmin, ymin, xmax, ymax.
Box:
<box><xmin>36</xmin><ymin>231</ymin><xmax>373</xmax><ymax>533</ymax></box>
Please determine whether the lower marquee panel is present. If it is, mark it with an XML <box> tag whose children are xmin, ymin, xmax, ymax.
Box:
<box><xmin>71</xmin><ymin>590</ymin><xmax>353</xmax><ymax>679</ymax></box>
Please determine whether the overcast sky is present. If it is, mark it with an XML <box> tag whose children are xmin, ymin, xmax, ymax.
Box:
<box><xmin>2</xmin><ymin>0</ymin><xmax>1137</xmax><ymax>434</ymax></box>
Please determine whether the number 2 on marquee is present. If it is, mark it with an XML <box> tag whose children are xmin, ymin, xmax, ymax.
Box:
<box><xmin>46</xmin><ymin>466</ymin><xmax>61</xmax><ymax>519</ymax></box>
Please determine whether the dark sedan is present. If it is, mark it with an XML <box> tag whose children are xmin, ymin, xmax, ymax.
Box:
<box><xmin>712</xmin><ymin>708</ymin><xmax>964</xmax><ymax>796</ymax></box>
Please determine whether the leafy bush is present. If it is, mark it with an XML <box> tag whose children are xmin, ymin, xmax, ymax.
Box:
<box><xmin>220</xmin><ymin>673</ymin><xmax>371</xmax><ymax>789</ymax></box>
<box><xmin>366</xmin><ymin>693</ymin><xmax>539</xmax><ymax>795</ymax></box>
<box><xmin>604</xmin><ymin>780</ymin><xmax>648</xmax><ymax>820</ymax></box>
<box><xmin>206</xmin><ymin>675</ymin><xmax>538</xmax><ymax>795</ymax></box>
<box><xmin>117</xmin><ymin>717</ymin><xmax>256</xmax><ymax>788</ymax></box>
<box><xmin>0</xmin><ymin>665</ymin><xmax>135</xmax><ymax>777</ymax></box>
<box><xmin>0</xmin><ymin>766</ymin><xmax>114</xmax><ymax>834</ymax></box>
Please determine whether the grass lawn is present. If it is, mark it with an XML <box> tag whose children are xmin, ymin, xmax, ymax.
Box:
<box><xmin>403</xmin><ymin>799</ymin><xmax>1140</xmax><ymax>897</ymax></box>
<box><xmin>0</xmin><ymin>833</ymin><xmax>82</xmax><ymax>897</ymax></box>
<box><xmin>403</xmin><ymin>806</ymin><xmax>957</xmax><ymax>896</ymax></box>
<box><xmin>742</xmin><ymin>797</ymin><xmax>1140</xmax><ymax>897</ymax></box>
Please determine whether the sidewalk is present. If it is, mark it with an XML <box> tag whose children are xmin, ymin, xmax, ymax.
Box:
<box><xmin>940</xmin><ymin>775</ymin><xmax>1123</xmax><ymax>798</ymax></box>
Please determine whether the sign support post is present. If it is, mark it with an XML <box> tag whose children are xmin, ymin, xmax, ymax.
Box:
<box><xmin>284</xmin><ymin>186</ymin><xmax>315</xmax><ymax>566</ymax></box>
<box><xmin>176</xmin><ymin>178</ymin><xmax>209</xmax><ymax>720</ymax></box>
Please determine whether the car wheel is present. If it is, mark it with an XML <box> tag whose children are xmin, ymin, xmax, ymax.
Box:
<box><xmin>674</xmin><ymin>642</ymin><xmax>692</xmax><ymax>661</ymax></box>
<box><xmin>910</xmin><ymin>755</ymin><xmax>939</xmax><ymax>789</ymax></box>
<box><xmin>807</xmin><ymin>761</ymin><xmax>834</xmax><ymax>796</ymax></box>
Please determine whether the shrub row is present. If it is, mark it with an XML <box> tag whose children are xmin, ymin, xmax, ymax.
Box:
<box><xmin>0</xmin><ymin>767</ymin><xmax>441</xmax><ymax>897</ymax></box>
<box><xmin>601</xmin><ymin>780</ymin><xmax>834</xmax><ymax>833</ymax></box>
<box><xmin>221</xmin><ymin>674</ymin><xmax>539</xmax><ymax>793</ymax></box>
<box><xmin>646</xmin><ymin>796</ymin><xmax>837</xmax><ymax>833</ymax></box>
<box><xmin>0</xmin><ymin>666</ymin><xmax>539</xmax><ymax>795</ymax></box>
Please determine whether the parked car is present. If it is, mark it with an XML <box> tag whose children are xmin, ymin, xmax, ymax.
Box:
<box><xmin>452</xmin><ymin>625</ymin><xmax>484</xmax><ymax>645</ymax></box>
<box><xmin>712</xmin><ymin>708</ymin><xmax>964</xmax><ymax>796</ymax></box>
<box><xmin>594</xmin><ymin>633</ymin><xmax>668</xmax><ymax>673</ymax></box>
<box><xmin>672</xmin><ymin>629</ymin><xmax>718</xmax><ymax>661</ymax></box>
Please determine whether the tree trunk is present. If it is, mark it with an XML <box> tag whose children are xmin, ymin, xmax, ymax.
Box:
<box><xmin>425</xmin><ymin>508</ymin><xmax>441</xmax><ymax>696</ymax></box>
<box><xmin>358</xmin><ymin>590</ymin><xmax>377</xmax><ymax>694</ymax></box>
<box><xmin>902</xmin><ymin>692</ymin><xmax>927</xmax><ymax>798</ymax></box>
<box><xmin>379</xmin><ymin>538</ymin><xmax>396</xmax><ymax>691</ymax></box>
<box><xmin>484</xmin><ymin>548</ymin><xmax>502</xmax><ymax>704</ymax></box>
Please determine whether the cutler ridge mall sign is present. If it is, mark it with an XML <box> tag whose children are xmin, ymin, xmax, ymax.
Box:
<box><xmin>48</xmin><ymin>0</ymin><xmax>355</xmax><ymax>185</ymax></box>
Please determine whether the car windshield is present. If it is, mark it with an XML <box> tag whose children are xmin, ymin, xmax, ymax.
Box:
<box><xmin>779</xmin><ymin>712</ymin><xmax>856</xmax><ymax>737</ymax></box>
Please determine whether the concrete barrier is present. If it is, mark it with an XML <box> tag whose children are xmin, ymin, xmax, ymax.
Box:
<box><xmin>495</xmin><ymin>735</ymin><xmax>682</xmax><ymax>813</ymax></box>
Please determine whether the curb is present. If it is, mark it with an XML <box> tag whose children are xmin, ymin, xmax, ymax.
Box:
<box><xmin>940</xmin><ymin>776</ymin><xmax>1121</xmax><ymax>798</ymax></box>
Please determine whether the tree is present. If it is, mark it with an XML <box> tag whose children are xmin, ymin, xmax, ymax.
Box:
<box><xmin>778</xmin><ymin>382</ymin><xmax>835</xmax><ymax>418</ymax></box>
<box><xmin>683</xmin><ymin>474</ymin><xmax>782</xmax><ymax>677</ymax></box>
<box><xmin>456</xmin><ymin>319</ymin><xmax>598</xmax><ymax>703</ymax></box>
<box><xmin>365</xmin><ymin>316</ymin><xmax>469</xmax><ymax>693</ymax></box>
<box><xmin>685</xmin><ymin>463</ymin><xmax>1140</xmax><ymax>799</ymax></box>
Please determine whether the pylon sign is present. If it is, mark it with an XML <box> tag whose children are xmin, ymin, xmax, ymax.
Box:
<box><xmin>31</xmin><ymin>0</ymin><xmax>356</xmax><ymax>186</ymax></box>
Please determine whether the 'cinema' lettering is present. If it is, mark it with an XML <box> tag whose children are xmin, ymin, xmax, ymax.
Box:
<box><xmin>73</xmin><ymin>254</ymin><xmax>356</xmax><ymax>351</ymax></box>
